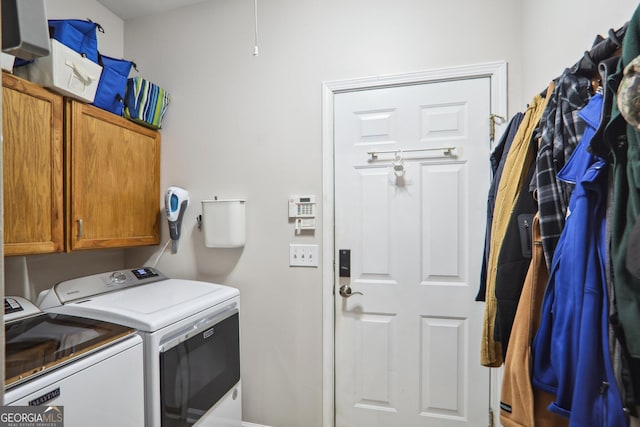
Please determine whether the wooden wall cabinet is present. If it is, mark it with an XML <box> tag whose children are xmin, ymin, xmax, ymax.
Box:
<box><xmin>2</xmin><ymin>73</ymin><xmax>161</xmax><ymax>255</ymax></box>
<box><xmin>65</xmin><ymin>99</ymin><xmax>161</xmax><ymax>251</ymax></box>
<box><xmin>2</xmin><ymin>73</ymin><xmax>64</xmax><ymax>255</ymax></box>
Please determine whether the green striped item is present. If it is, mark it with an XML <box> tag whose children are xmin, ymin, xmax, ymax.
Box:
<box><xmin>124</xmin><ymin>76</ymin><xmax>171</xmax><ymax>129</ymax></box>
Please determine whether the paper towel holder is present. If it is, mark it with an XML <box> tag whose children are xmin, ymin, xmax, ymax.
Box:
<box><xmin>197</xmin><ymin>197</ymin><xmax>246</xmax><ymax>248</ymax></box>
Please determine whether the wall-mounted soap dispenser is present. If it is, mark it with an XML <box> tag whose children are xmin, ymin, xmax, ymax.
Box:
<box><xmin>200</xmin><ymin>199</ymin><xmax>246</xmax><ymax>248</ymax></box>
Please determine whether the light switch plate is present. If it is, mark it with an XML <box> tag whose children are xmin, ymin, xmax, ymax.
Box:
<box><xmin>289</xmin><ymin>244</ymin><xmax>319</xmax><ymax>267</ymax></box>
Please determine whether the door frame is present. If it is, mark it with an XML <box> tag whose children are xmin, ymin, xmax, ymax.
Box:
<box><xmin>321</xmin><ymin>61</ymin><xmax>508</xmax><ymax>427</ymax></box>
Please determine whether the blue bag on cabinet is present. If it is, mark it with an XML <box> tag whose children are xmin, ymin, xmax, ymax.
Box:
<box><xmin>48</xmin><ymin>19</ymin><xmax>102</xmax><ymax>62</ymax></box>
<box><xmin>92</xmin><ymin>54</ymin><xmax>136</xmax><ymax>115</ymax></box>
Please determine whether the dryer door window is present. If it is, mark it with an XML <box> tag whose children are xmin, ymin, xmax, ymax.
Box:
<box><xmin>160</xmin><ymin>311</ymin><xmax>240</xmax><ymax>427</ymax></box>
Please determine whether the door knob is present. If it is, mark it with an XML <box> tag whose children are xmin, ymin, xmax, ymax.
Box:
<box><xmin>339</xmin><ymin>284</ymin><xmax>363</xmax><ymax>298</ymax></box>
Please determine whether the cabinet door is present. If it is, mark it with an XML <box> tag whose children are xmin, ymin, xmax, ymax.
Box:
<box><xmin>2</xmin><ymin>73</ymin><xmax>64</xmax><ymax>255</ymax></box>
<box><xmin>66</xmin><ymin>100</ymin><xmax>160</xmax><ymax>250</ymax></box>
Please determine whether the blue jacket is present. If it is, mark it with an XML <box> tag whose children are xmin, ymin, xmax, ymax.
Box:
<box><xmin>532</xmin><ymin>93</ymin><xmax>627</xmax><ymax>426</ymax></box>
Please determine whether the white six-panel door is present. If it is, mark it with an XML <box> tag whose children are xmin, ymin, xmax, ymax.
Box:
<box><xmin>334</xmin><ymin>76</ymin><xmax>492</xmax><ymax>427</ymax></box>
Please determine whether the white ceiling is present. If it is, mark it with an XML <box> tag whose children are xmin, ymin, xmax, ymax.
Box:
<box><xmin>97</xmin><ymin>0</ymin><xmax>206</xmax><ymax>20</ymax></box>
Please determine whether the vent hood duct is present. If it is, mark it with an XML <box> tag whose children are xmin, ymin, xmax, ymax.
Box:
<box><xmin>2</xmin><ymin>0</ymin><xmax>50</xmax><ymax>60</ymax></box>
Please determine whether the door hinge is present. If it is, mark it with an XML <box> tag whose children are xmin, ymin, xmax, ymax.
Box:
<box><xmin>489</xmin><ymin>409</ymin><xmax>495</xmax><ymax>427</ymax></box>
<box><xmin>332</xmin><ymin>260</ymin><xmax>336</xmax><ymax>295</ymax></box>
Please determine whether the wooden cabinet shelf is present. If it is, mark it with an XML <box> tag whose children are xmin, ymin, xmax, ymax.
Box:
<box><xmin>2</xmin><ymin>72</ymin><xmax>161</xmax><ymax>255</ymax></box>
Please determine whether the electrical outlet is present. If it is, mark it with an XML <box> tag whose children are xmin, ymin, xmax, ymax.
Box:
<box><xmin>289</xmin><ymin>244</ymin><xmax>319</xmax><ymax>267</ymax></box>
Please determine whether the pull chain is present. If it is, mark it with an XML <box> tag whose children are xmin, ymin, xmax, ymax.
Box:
<box><xmin>253</xmin><ymin>0</ymin><xmax>259</xmax><ymax>56</ymax></box>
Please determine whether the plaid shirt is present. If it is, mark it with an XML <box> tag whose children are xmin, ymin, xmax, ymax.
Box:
<box><xmin>536</xmin><ymin>70</ymin><xmax>592</xmax><ymax>267</ymax></box>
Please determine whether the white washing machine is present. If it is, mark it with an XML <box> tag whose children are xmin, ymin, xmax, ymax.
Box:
<box><xmin>4</xmin><ymin>296</ymin><xmax>145</xmax><ymax>426</ymax></box>
<box><xmin>38</xmin><ymin>267</ymin><xmax>242</xmax><ymax>427</ymax></box>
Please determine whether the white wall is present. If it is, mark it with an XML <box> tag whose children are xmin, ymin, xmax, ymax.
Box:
<box><xmin>122</xmin><ymin>1</ymin><xmax>522</xmax><ymax>426</ymax></box>
<box><xmin>45</xmin><ymin>0</ymin><xmax>125</xmax><ymax>57</ymax></box>
<box><xmin>519</xmin><ymin>0</ymin><xmax>638</xmax><ymax>108</ymax></box>
<box><xmin>6</xmin><ymin>1</ymin><xmax>640</xmax><ymax>426</ymax></box>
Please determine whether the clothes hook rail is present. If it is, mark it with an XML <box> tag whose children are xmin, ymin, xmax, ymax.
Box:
<box><xmin>367</xmin><ymin>147</ymin><xmax>456</xmax><ymax>161</ymax></box>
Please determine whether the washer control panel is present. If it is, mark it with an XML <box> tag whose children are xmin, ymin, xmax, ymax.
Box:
<box><xmin>48</xmin><ymin>267</ymin><xmax>168</xmax><ymax>305</ymax></box>
<box><xmin>4</xmin><ymin>296</ymin><xmax>42</xmax><ymax>322</ymax></box>
<box><xmin>5</xmin><ymin>298</ymin><xmax>23</xmax><ymax>315</ymax></box>
<box><xmin>131</xmin><ymin>267</ymin><xmax>160</xmax><ymax>280</ymax></box>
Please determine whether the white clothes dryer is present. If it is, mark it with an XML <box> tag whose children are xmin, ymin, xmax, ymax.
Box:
<box><xmin>38</xmin><ymin>267</ymin><xmax>242</xmax><ymax>427</ymax></box>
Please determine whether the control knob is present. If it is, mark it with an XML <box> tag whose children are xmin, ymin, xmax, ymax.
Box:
<box><xmin>109</xmin><ymin>271</ymin><xmax>127</xmax><ymax>284</ymax></box>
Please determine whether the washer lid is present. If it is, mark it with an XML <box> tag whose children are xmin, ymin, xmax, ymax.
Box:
<box><xmin>5</xmin><ymin>312</ymin><xmax>135</xmax><ymax>388</ymax></box>
<box><xmin>46</xmin><ymin>279</ymin><xmax>239</xmax><ymax>332</ymax></box>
